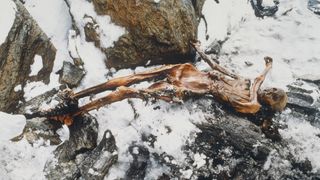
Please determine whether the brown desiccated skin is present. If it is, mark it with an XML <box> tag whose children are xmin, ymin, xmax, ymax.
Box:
<box><xmin>0</xmin><ymin>0</ymin><xmax>56</xmax><ymax>112</ymax></box>
<box><xmin>91</xmin><ymin>0</ymin><xmax>206</xmax><ymax>69</ymax></box>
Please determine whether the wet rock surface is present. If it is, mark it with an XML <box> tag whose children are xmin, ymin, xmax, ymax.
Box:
<box><xmin>91</xmin><ymin>0</ymin><xmax>205</xmax><ymax>69</ymax></box>
<box><xmin>0</xmin><ymin>0</ymin><xmax>56</xmax><ymax>112</ymax></box>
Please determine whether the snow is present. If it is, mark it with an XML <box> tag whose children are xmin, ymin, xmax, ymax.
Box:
<box><xmin>0</xmin><ymin>112</ymin><xmax>26</xmax><ymax>141</ymax></box>
<box><xmin>0</xmin><ymin>0</ymin><xmax>16</xmax><ymax>45</ymax></box>
<box><xmin>66</xmin><ymin>0</ymin><xmax>125</xmax><ymax>88</ymax></box>
<box><xmin>200</xmin><ymin>0</ymin><xmax>320</xmax><ymax>173</ymax></box>
<box><xmin>193</xmin><ymin>153</ymin><xmax>207</xmax><ymax>168</ymax></box>
<box><xmin>14</xmin><ymin>84</ymin><xmax>22</xmax><ymax>92</ymax></box>
<box><xmin>30</xmin><ymin>55</ymin><xmax>43</xmax><ymax>76</ymax></box>
<box><xmin>200</xmin><ymin>0</ymin><xmax>320</xmax><ymax>90</ymax></box>
<box><xmin>0</xmin><ymin>112</ymin><xmax>55</xmax><ymax>179</ymax></box>
<box><xmin>280</xmin><ymin>109</ymin><xmax>320</xmax><ymax>173</ymax></box>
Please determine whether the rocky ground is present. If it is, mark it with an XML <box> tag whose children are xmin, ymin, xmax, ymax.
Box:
<box><xmin>1</xmin><ymin>0</ymin><xmax>320</xmax><ymax>179</ymax></box>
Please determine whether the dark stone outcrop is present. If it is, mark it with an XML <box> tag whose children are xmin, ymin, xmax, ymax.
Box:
<box><xmin>44</xmin><ymin>114</ymin><xmax>99</xmax><ymax>179</ymax></box>
<box><xmin>308</xmin><ymin>0</ymin><xmax>320</xmax><ymax>15</ymax></box>
<box><xmin>126</xmin><ymin>145</ymin><xmax>150</xmax><ymax>180</ymax></box>
<box><xmin>135</xmin><ymin>98</ymin><xmax>317</xmax><ymax>179</ymax></box>
<box><xmin>250</xmin><ymin>0</ymin><xmax>279</xmax><ymax>18</ymax></box>
<box><xmin>11</xmin><ymin>117</ymin><xmax>62</xmax><ymax>145</ymax></box>
<box><xmin>79</xmin><ymin>130</ymin><xmax>118</xmax><ymax>180</ymax></box>
<box><xmin>0</xmin><ymin>0</ymin><xmax>56</xmax><ymax>112</ymax></box>
<box><xmin>91</xmin><ymin>0</ymin><xmax>206</xmax><ymax>69</ymax></box>
<box><xmin>286</xmin><ymin>79</ymin><xmax>320</xmax><ymax>126</ymax></box>
<box><xmin>59</xmin><ymin>61</ymin><xmax>85</xmax><ymax>88</ymax></box>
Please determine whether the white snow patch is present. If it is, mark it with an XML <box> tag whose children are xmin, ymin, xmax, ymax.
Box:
<box><xmin>24</xmin><ymin>0</ymin><xmax>73</xmax><ymax>94</ymax></box>
<box><xmin>56</xmin><ymin>125</ymin><xmax>70</xmax><ymax>142</ymax></box>
<box><xmin>193</xmin><ymin>153</ymin><xmax>207</xmax><ymax>168</ymax></box>
<box><xmin>30</xmin><ymin>55</ymin><xmax>43</xmax><ymax>76</ymax></box>
<box><xmin>23</xmin><ymin>81</ymin><xmax>60</xmax><ymax>101</ymax></box>
<box><xmin>14</xmin><ymin>84</ymin><xmax>22</xmax><ymax>92</ymax></box>
<box><xmin>0</xmin><ymin>0</ymin><xmax>16</xmax><ymax>45</ymax></box>
<box><xmin>280</xmin><ymin>116</ymin><xmax>320</xmax><ymax>173</ymax></box>
<box><xmin>198</xmin><ymin>0</ymin><xmax>252</xmax><ymax>46</ymax></box>
<box><xmin>0</xmin><ymin>138</ymin><xmax>55</xmax><ymax>179</ymax></box>
<box><xmin>0</xmin><ymin>112</ymin><xmax>54</xmax><ymax>179</ymax></box>
<box><xmin>0</xmin><ymin>112</ymin><xmax>26</xmax><ymax>141</ymax></box>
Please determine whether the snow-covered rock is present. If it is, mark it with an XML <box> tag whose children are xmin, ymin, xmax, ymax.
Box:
<box><xmin>91</xmin><ymin>0</ymin><xmax>206</xmax><ymax>69</ymax></box>
<box><xmin>0</xmin><ymin>0</ymin><xmax>56</xmax><ymax>112</ymax></box>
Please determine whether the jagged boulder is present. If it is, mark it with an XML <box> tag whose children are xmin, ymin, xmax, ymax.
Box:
<box><xmin>44</xmin><ymin>114</ymin><xmax>99</xmax><ymax>179</ymax></box>
<box><xmin>0</xmin><ymin>0</ymin><xmax>56</xmax><ymax>112</ymax></box>
<box><xmin>91</xmin><ymin>0</ymin><xmax>206</xmax><ymax>69</ymax></box>
<box><xmin>250</xmin><ymin>0</ymin><xmax>279</xmax><ymax>18</ymax></box>
<box><xmin>59</xmin><ymin>61</ymin><xmax>86</xmax><ymax>88</ymax></box>
<box><xmin>308</xmin><ymin>0</ymin><xmax>320</xmax><ymax>15</ymax></box>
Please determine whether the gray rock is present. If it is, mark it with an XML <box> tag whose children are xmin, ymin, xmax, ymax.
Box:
<box><xmin>79</xmin><ymin>130</ymin><xmax>118</xmax><ymax>180</ymax></box>
<box><xmin>91</xmin><ymin>0</ymin><xmax>205</xmax><ymax>69</ymax></box>
<box><xmin>54</xmin><ymin>114</ymin><xmax>98</xmax><ymax>162</ymax></box>
<box><xmin>45</xmin><ymin>114</ymin><xmax>99</xmax><ymax>179</ymax></box>
<box><xmin>16</xmin><ymin>88</ymin><xmax>59</xmax><ymax>114</ymax></box>
<box><xmin>250</xmin><ymin>0</ymin><xmax>279</xmax><ymax>18</ymax></box>
<box><xmin>11</xmin><ymin>117</ymin><xmax>62</xmax><ymax>145</ymax></box>
<box><xmin>308</xmin><ymin>0</ymin><xmax>320</xmax><ymax>15</ymax></box>
<box><xmin>59</xmin><ymin>61</ymin><xmax>85</xmax><ymax>88</ymax></box>
<box><xmin>12</xmin><ymin>88</ymin><xmax>63</xmax><ymax>145</ymax></box>
<box><xmin>298</xmin><ymin>74</ymin><xmax>320</xmax><ymax>86</ymax></box>
<box><xmin>205</xmin><ymin>40</ymin><xmax>222</xmax><ymax>55</ymax></box>
<box><xmin>0</xmin><ymin>0</ymin><xmax>56</xmax><ymax>112</ymax></box>
<box><xmin>126</xmin><ymin>145</ymin><xmax>150</xmax><ymax>180</ymax></box>
<box><xmin>286</xmin><ymin>80</ymin><xmax>320</xmax><ymax>126</ymax></box>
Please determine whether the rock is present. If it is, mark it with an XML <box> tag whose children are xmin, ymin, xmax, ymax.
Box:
<box><xmin>12</xmin><ymin>88</ymin><xmax>64</xmax><ymax>145</ymax></box>
<box><xmin>16</xmin><ymin>88</ymin><xmax>60</xmax><ymax>114</ymax></box>
<box><xmin>205</xmin><ymin>40</ymin><xmax>223</xmax><ymax>55</ymax></box>
<box><xmin>11</xmin><ymin>117</ymin><xmax>62</xmax><ymax>145</ymax></box>
<box><xmin>83</xmin><ymin>15</ymin><xmax>101</xmax><ymax>47</ymax></box>
<box><xmin>91</xmin><ymin>0</ymin><xmax>206</xmax><ymax>69</ymax></box>
<box><xmin>0</xmin><ymin>0</ymin><xmax>56</xmax><ymax>112</ymax></box>
<box><xmin>45</xmin><ymin>114</ymin><xmax>99</xmax><ymax>179</ymax></box>
<box><xmin>126</xmin><ymin>145</ymin><xmax>150</xmax><ymax>180</ymax></box>
<box><xmin>139</xmin><ymin>98</ymin><xmax>316</xmax><ymax>179</ymax></box>
<box><xmin>53</xmin><ymin>114</ymin><xmax>98</xmax><ymax>162</ymax></box>
<box><xmin>298</xmin><ymin>74</ymin><xmax>320</xmax><ymax>86</ymax></box>
<box><xmin>286</xmin><ymin>79</ymin><xmax>320</xmax><ymax>125</ymax></box>
<box><xmin>59</xmin><ymin>61</ymin><xmax>86</xmax><ymax>88</ymax></box>
<box><xmin>250</xmin><ymin>0</ymin><xmax>279</xmax><ymax>18</ymax></box>
<box><xmin>79</xmin><ymin>130</ymin><xmax>118</xmax><ymax>180</ymax></box>
<box><xmin>308</xmin><ymin>0</ymin><xmax>320</xmax><ymax>15</ymax></box>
